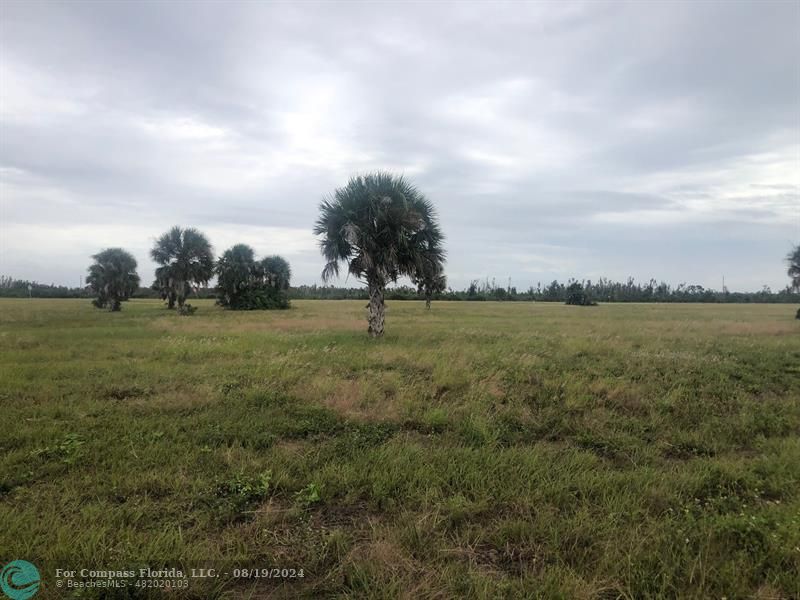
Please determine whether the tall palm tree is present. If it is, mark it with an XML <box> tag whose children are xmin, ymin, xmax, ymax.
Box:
<box><xmin>787</xmin><ymin>244</ymin><xmax>800</xmax><ymax>291</ymax></box>
<box><xmin>87</xmin><ymin>248</ymin><xmax>140</xmax><ymax>311</ymax></box>
<box><xmin>150</xmin><ymin>226</ymin><xmax>214</xmax><ymax>310</ymax></box>
<box><xmin>314</xmin><ymin>172</ymin><xmax>444</xmax><ymax>336</ymax></box>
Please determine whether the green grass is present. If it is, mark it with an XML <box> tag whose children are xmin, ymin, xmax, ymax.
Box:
<box><xmin>1</xmin><ymin>299</ymin><xmax>799</xmax><ymax>599</ymax></box>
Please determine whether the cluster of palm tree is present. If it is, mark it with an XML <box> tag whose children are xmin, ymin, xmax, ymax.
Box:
<box><xmin>314</xmin><ymin>171</ymin><xmax>445</xmax><ymax>336</ymax></box>
<box><xmin>149</xmin><ymin>227</ymin><xmax>293</xmax><ymax>313</ymax></box>
<box><xmin>87</xmin><ymin>226</ymin><xmax>292</xmax><ymax>314</ymax></box>
<box><xmin>87</xmin><ymin>171</ymin><xmax>445</xmax><ymax>329</ymax></box>
<box><xmin>216</xmin><ymin>244</ymin><xmax>291</xmax><ymax>310</ymax></box>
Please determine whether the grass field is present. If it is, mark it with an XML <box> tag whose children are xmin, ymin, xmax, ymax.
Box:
<box><xmin>1</xmin><ymin>298</ymin><xmax>799</xmax><ymax>599</ymax></box>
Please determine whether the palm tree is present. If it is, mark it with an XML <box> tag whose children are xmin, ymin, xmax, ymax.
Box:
<box><xmin>314</xmin><ymin>172</ymin><xmax>444</xmax><ymax>336</ymax></box>
<box><xmin>216</xmin><ymin>244</ymin><xmax>258</xmax><ymax>308</ymax></box>
<box><xmin>87</xmin><ymin>248</ymin><xmax>140</xmax><ymax>311</ymax></box>
<box><xmin>411</xmin><ymin>259</ymin><xmax>447</xmax><ymax>309</ymax></box>
<box><xmin>262</xmin><ymin>255</ymin><xmax>292</xmax><ymax>291</ymax></box>
<box><xmin>152</xmin><ymin>265</ymin><xmax>177</xmax><ymax>309</ymax></box>
<box><xmin>787</xmin><ymin>244</ymin><xmax>800</xmax><ymax>291</ymax></box>
<box><xmin>150</xmin><ymin>226</ymin><xmax>214</xmax><ymax>311</ymax></box>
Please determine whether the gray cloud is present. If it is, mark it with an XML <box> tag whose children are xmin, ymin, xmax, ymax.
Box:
<box><xmin>1</xmin><ymin>0</ymin><xmax>798</xmax><ymax>291</ymax></box>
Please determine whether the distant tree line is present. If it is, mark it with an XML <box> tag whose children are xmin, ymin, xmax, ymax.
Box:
<box><xmin>292</xmin><ymin>277</ymin><xmax>799</xmax><ymax>304</ymax></box>
<box><xmin>0</xmin><ymin>276</ymin><xmax>90</xmax><ymax>298</ymax></box>
<box><xmin>3</xmin><ymin>275</ymin><xmax>798</xmax><ymax>304</ymax></box>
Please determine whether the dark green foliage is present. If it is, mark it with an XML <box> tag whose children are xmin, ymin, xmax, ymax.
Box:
<box><xmin>261</xmin><ymin>255</ymin><xmax>291</xmax><ymax>291</ymax></box>
<box><xmin>565</xmin><ymin>281</ymin><xmax>597</xmax><ymax>306</ymax></box>
<box><xmin>314</xmin><ymin>171</ymin><xmax>445</xmax><ymax>335</ymax></box>
<box><xmin>150</xmin><ymin>226</ymin><xmax>214</xmax><ymax>312</ymax></box>
<box><xmin>215</xmin><ymin>244</ymin><xmax>257</xmax><ymax>308</ymax></box>
<box><xmin>209</xmin><ymin>470</ymin><xmax>272</xmax><ymax>523</ymax></box>
<box><xmin>787</xmin><ymin>244</ymin><xmax>800</xmax><ymax>291</ymax></box>
<box><xmin>152</xmin><ymin>265</ymin><xmax>179</xmax><ymax>308</ymax></box>
<box><xmin>315</xmin><ymin>172</ymin><xmax>444</xmax><ymax>284</ymax></box>
<box><xmin>411</xmin><ymin>260</ymin><xmax>447</xmax><ymax>308</ymax></box>
<box><xmin>215</xmin><ymin>244</ymin><xmax>291</xmax><ymax>310</ymax></box>
<box><xmin>178</xmin><ymin>303</ymin><xmax>198</xmax><ymax>315</ymax></box>
<box><xmin>86</xmin><ymin>248</ymin><xmax>140</xmax><ymax>311</ymax></box>
<box><xmin>784</xmin><ymin>245</ymin><xmax>799</xmax><ymax>320</ymax></box>
<box><xmin>288</xmin><ymin>279</ymin><xmax>800</xmax><ymax>303</ymax></box>
<box><xmin>0</xmin><ymin>276</ymin><xmax>91</xmax><ymax>298</ymax></box>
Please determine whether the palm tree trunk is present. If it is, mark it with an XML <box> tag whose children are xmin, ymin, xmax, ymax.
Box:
<box><xmin>367</xmin><ymin>282</ymin><xmax>385</xmax><ymax>337</ymax></box>
<box><xmin>425</xmin><ymin>292</ymin><xmax>432</xmax><ymax>310</ymax></box>
<box><xmin>175</xmin><ymin>281</ymin><xmax>185</xmax><ymax>309</ymax></box>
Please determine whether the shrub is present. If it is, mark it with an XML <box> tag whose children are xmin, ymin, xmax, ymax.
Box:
<box><xmin>178</xmin><ymin>303</ymin><xmax>198</xmax><ymax>316</ymax></box>
<box><xmin>565</xmin><ymin>282</ymin><xmax>597</xmax><ymax>306</ymax></box>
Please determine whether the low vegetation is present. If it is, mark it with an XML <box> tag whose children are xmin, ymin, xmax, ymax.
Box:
<box><xmin>1</xmin><ymin>299</ymin><xmax>798</xmax><ymax>598</ymax></box>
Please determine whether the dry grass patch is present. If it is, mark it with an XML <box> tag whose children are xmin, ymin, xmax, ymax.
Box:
<box><xmin>481</xmin><ymin>373</ymin><xmax>506</xmax><ymax>400</ymax></box>
<box><xmin>272</xmin><ymin>439</ymin><xmax>312</xmax><ymax>457</ymax></box>
<box><xmin>149</xmin><ymin>309</ymin><xmax>365</xmax><ymax>336</ymax></box>
<box><xmin>588</xmin><ymin>380</ymin><xmax>648</xmax><ymax>415</ymax></box>
<box><xmin>126</xmin><ymin>385</ymin><xmax>216</xmax><ymax>412</ymax></box>
<box><xmin>348</xmin><ymin>538</ymin><xmax>416</xmax><ymax>574</ymax></box>
<box><xmin>719</xmin><ymin>321</ymin><xmax>799</xmax><ymax>336</ymax></box>
<box><xmin>292</xmin><ymin>374</ymin><xmax>403</xmax><ymax>421</ymax></box>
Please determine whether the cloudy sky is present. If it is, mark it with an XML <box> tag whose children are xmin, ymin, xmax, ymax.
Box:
<box><xmin>1</xmin><ymin>0</ymin><xmax>798</xmax><ymax>291</ymax></box>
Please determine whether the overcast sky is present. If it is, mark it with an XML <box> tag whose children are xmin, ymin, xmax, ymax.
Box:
<box><xmin>1</xmin><ymin>0</ymin><xmax>798</xmax><ymax>291</ymax></box>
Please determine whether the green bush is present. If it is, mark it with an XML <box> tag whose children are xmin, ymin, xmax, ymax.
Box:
<box><xmin>215</xmin><ymin>244</ymin><xmax>291</xmax><ymax>310</ymax></box>
<box><xmin>565</xmin><ymin>282</ymin><xmax>598</xmax><ymax>306</ymax></box>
